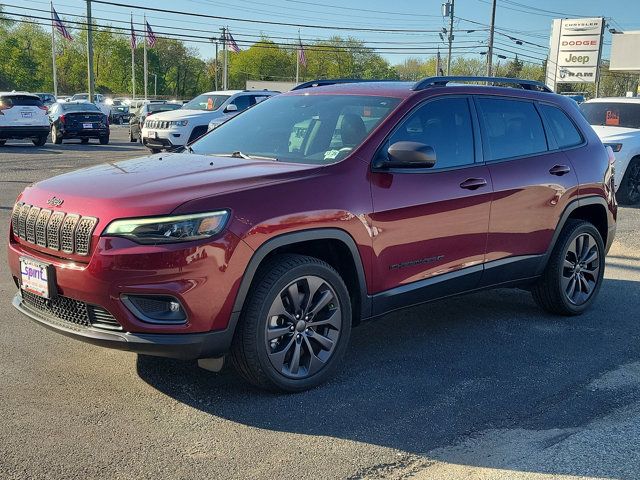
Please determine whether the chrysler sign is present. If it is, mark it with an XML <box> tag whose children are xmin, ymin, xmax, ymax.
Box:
<box><xmin>546</xmin><ymin>17</ymin><xmax>604</xmax><ymax>91</ymax></box>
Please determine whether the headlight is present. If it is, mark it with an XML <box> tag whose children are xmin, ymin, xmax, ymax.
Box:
<box><xmin>103</xmin><ymin>210</ymin><xmax>229</xmax><ymax>244</ymax></box>
<box><xmin>604</xmin><ymin>143</ymin><xmax>623</xmax><ymax>152</ymax></box>
<box><xmin>168</xmin><ymin>120</ymin><xmax>188</xmax><ymax>127</ymax></box>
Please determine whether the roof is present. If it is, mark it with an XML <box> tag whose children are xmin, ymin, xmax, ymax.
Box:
<box><xmin>0</xmin><ymin>91</ymin><xmax>38</xmax><ymax>97</ymax></box>
<box><xmin>585</xmin><ymin>97</ymin><xmax>640</xmax><ymax>104</ymax></box>
<box><xmin>199</xmin><ymin>90</ymin><xmax>244</xmax><ymax>96</ymax></box>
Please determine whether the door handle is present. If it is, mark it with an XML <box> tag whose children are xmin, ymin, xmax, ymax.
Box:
<box><xmin>459</xmin><ymin>178</ymin><xmax>488</xmax><ymax>190</ymax></box>
<box><xmin>549</xmin><ymin>164</ymin><xmax>571</xmax><ymax>176</ymax></box>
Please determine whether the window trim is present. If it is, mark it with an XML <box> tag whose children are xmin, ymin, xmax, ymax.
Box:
<box><xmin>371</xmin><ymin>94</ymin><xmax>480</xmax><ymax>174</ymax></box>
<box><xmin>473</xmin><ymin>94</ymin><xmax>551</xmax><ymax>165</ymax></box>
<box><xmin>537</xmin><ymin>101</ymin><xmax>587</xmax><ymax>152</ymax></box>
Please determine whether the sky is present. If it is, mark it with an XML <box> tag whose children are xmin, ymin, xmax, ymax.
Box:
<box><xmin>6</xmin><ymin>0</ymin><xmax>640</xmax><ymax>66</ymax></box>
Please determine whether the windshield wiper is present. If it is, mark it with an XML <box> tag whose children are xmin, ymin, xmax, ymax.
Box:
<box><xmin>211</xmin><ymin>151</ymin><xmax>279</xmax><ymax>161</ymax></box>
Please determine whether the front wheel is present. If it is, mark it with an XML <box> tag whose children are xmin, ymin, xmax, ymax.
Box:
<box><xmin>617</xmin><ymin>157</ymin><xmax>640</xmax><ymax>205</ymax></box>
<box><xmin>532</xmin><ymin>220</ymin><xmax>605</xmax><ymax>316</ymax></box>
<box><xmin>231</xmin><ymin>254</ymin><xmax>352</xmax><ymax>392</ymax></box>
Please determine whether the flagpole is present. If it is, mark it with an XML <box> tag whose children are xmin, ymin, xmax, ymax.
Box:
<box><xmin>51</xmin><ymin>2</ymin><xmax>58</xmax><ymax>97</ymax></box>
<box><xmin>131</xmin><ymin>13</ymin><xmax>136</xmax><ymax>100</ymax></box>
<box><xmin>222</xmin><ymin>26</ymin><xmax>228</xmax><ymax>90</ymax></box>
<box><xmin>143</xmin><ymin>14</ymin><xmax>148</xmax><ymax>100</ymax></box>
<box><xmin>295</xmin><ymin>29</ymin><xmax>300</xmax><ymax>84</ymax></box>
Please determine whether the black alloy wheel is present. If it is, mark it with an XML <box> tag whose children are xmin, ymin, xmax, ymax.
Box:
<box><xmin>561</xmin><ymin>232</ymin><xmax>600</xmax><ymax>306</ymax></box>
<box><xmin>265</xmin><ymin>275</ymin><xmax>342</xmax><ymax>379</ymax></box>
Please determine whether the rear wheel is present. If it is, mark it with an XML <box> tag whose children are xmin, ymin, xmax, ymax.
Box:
<box><xmin>231</xmin><ymin>254</ymin><xmax>352</xmax><ymax>392</ymax></box>
<box><xmin>80</xmin><ymin>138</ymin><xmax>89</xmax><ymax>144</ymax></box>
<box><xmin>129</xmin><ymin>130</ymin><xmax>137</xmax><ymax>142</ymax></box>
<box><xmin>532</xmin><ymin>220</ymin><xmax>605</xmax><ymax>316</ymax></box>
<box><xmin>617</xmin><ymin>157</ymin><xmax>640</xmax><ymax>205</ymax></box>
<box><xmin>99</xmin><ymin>136</ymin><xmax>109</xmax><ymax>145</ymax></box>
<box><xmin>0</xmin><ymin>140</ymin><xmax>6</xmax><ymax>146</ymax></box>
<box><xmin>51</xmin><ymin>125</ymin><xmax>63</xmax><ymax>144</ymax></box>
<box><xmin>32</xmin><ymin>135</ymin><xmax>47</xmax><ymax>147</ymax></box>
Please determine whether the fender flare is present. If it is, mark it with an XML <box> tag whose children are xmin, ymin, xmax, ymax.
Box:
<box><xmin>231</xmin><ymin>228</ymin><xmax>372</xmax><ymax>319</ymax></box>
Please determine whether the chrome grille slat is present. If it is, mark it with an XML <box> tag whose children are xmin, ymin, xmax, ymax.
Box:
<box><xmin>25</xmin><ymin>206</ymin><xmax>41</xmax><ymax>243</ymax></box>
<box><xmin>47</xmin><ymin>211</ymin><xmax>65</xmax><ymax>250</ymax></box>
<box><xmin>12</xmin><ymin>202</ymin><xmax>98</xmax><ymax>256</ymax></box>
<box><xmin>35</xmin><ymin>209</ymin><xmax>52</xmax><ymax>247</ymax></box>
<box><xmin>60</xmin><ymin>214</ymin><xmax>80</xmax><ymax>254</ymax></box>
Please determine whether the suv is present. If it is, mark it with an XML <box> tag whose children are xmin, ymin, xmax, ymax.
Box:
<box><xmin>0</xmin><ymin>92</ymin><xmax>50</xmax><ymax>146</ymax></box>
<box><xmin>8</xmin><ymin>77</ymin><xmax>617</xmax><ymax>392</ymax></box>
<box><xmin>141</xmin><ymin>90</ymin><xmax>278</xmax><ymax>153</ymax></box>
<box><xmin>581</xmin><ymin>97</ymin><xmax>640</xmax><ymax>204</ymax></box>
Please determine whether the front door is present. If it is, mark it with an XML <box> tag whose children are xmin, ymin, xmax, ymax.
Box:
<box><xmin>369</xmin><ymin>96</ymin><xmax>492</xmax><ymax>312</ymax></box>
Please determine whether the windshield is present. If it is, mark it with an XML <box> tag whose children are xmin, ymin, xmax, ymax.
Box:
<box><xmin>190</xmin><ymin>94</ymin><xmax>401</xmax><ymax>164</ymax></box>
<box><xmin>62</xmin><ymin>103</ymin><xmax>101</xmax><ymax>113</ymax></box>
<box><xmin>148</xmin><ymin>104</ymin><xmax>182</xmax><ymax>113</ymax></box>
<box><xmin>183</xmin><ymin>94</ymin><xmax>230</xmax><ymax>111</ymax></box>
<box><xmin>581</xmin><ymin>102</ymin><xmax>640</xmax><ymax>129</ymax></box>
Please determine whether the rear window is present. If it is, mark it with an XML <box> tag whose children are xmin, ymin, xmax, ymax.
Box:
<box><xmin>540</xmin><ymin>104</ymin><xmax>583</xmax><ymax>149</ymax></box>
<box><xmin>476</xmin><ymin>98</ymin><xmax>548</xmax><ymax>161</ymax></box>
<box><xmin>580</xmin><ymin>102</ymin><xmax>640</xmax><ymax>129</ymax></box>
<box><xmin>61</xmin><ymin>103</ymin><xmax>101</xmax><ymax>113</ymax></box>
<box><xmin>0</xmin><ymin>95</ymin><xmax>43</xmax><ymax>108</ymax></box>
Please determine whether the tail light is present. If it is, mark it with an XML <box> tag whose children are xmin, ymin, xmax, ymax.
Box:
<box><xmin>59</xmin><ymin>114</ymin><xmax>65</xmax><ymax>124</ymax></box>
<box><xmin>0</xmin><ymin>102</ymin><xmax>10</xmax><ymax>115</ymax></box>
<box><xmin>39</xmin><ymin>105</ymin><xmax>48</xmax><ymax>112</ymax></box>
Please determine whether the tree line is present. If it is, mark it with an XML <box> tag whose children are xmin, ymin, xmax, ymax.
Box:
<box><xmin>0</xmin><ymin>13</ymin><xmax>636</xmax><ymax>98</ymax></box>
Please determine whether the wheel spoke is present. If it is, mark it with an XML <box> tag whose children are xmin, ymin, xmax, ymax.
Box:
<box><xmin>563</xmin><ymin>258</ymin><xmax>575</xmax><ymax>270</ymax></box>
<box><xmin>268</xmin><ymin>336</ymin><xmax>295</xmax><ymax>370</ymax></box>
<box><xmin>583</xmin><ymin>250</ymin><xmax>598</xmax><ymax>266</ymax></box>
<box><xmin>566</xmin><ymin>275</ymin><xmax>577</xmax><ymax>299</ymax></box>
<box><xmin>308</xmin><ymin>331</ymin><xmax>334</xmax><ymax>351</ymax></box>
<box><xmin>308</xmin><ymin>289</ymin><xmax>334</xmax><ymax>317</ymax></box>
<box><xmin>287</xmin><ymin>283</ymin><xmax>303</xmax><ymax>314</ymax></box>
<box><xmin>579</xmin><ymin>235</ymin><xmax>591</xmax><ymax>261</ymax></box>
<box><xmin>303</xmin><ymin>336</ymin><xmax>326</xmax><ymax>375</ymax></box>
<box><xmin>302</xmin><ymin>276</ymin><xmax>325</xmax><ymax>314</ymax></box>
<box><xmin>267</xmin><ymin>326</ymin><xmax>292</xmax><ymax>341</ymax></box>
<box><xmin>579</xmin><ymin>274</ymin><xmax>592</xmax><ymax>295</ymax></box>
<box><xmin>289</xmin><ymin>338</ymin><xmax>302</xmax><ymax>374</ymax></box>
<box><xmin>308</xmin><ymin>309</ymin><xmax>341</xmax><ymax>330</ymax></box>
<box><xmin>268</xmin><ymin>295</ymin><xmax>295</xmax><ymax>322</ymax></box>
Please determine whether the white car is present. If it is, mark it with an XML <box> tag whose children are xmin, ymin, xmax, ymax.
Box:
<box><xmin>582</xmin><ymin>98</ymin><xmax>640</xmax><ymax>204</ymax></box>
<box><xmin>0</xmin><ymin>92</ymin><xmax>50</xmax><ymax>146</ymax></box>
<box><xmin>71</xmin><ymin>93</ymin><xmax>111</xmax><ymax>117</ymax></box>
<box><xmin>141</xmin><ymin>90</ymin><xmax>278</xmax><ymax>152</ymax></box>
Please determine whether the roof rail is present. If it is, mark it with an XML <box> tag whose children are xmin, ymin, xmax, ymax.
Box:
<box><xmin>291</xmin><ymin>79</ymin><xmax>390</xmax><ymax>91</ymax></box>
<box><xmin>412</xmin><ymin>76</ymin><xmax>552</xmax><ymax>92</ymax></box>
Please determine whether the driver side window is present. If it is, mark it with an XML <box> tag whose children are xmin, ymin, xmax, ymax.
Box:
<box><xmin>388</xmin><ymin>97</ymin><xmax>475</xmax><ymax>169</ymax></box>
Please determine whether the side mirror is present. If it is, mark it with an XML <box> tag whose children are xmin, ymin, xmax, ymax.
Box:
<box><xmin>377</xmin><ymin>141</ymin><xmax>437</xmax><ymax>169</ymax></box>
<box><xmin>224</xmin><ymin>104</ymin><xmax>238</xmax><ymax>113</ymax></box>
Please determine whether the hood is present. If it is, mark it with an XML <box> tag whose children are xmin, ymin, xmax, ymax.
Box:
<box><xmin>590</xmin><ymin>125</ymin><xmax>640</xmax><ymax>141</ymax></box>
<box><xmin>146</xmin><ymin>108</ymin><xmax>222</xmax><ymax>122</ymax></box>
<box><xmin>17</xmin><ymin>153</ymin><xmax>317</xmax><ymax>224</ymax></box>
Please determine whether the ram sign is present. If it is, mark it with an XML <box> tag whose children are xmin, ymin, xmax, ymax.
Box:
<box><xmin>546</xmin><ymin>17</ymin><xmax>605</xmax><ymax>91</ymax></box>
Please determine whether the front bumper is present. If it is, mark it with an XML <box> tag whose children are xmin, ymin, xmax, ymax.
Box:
<box><xmin>13</xmin><ymin>292</ymin><xmax>238</xmax><ymax>359</ymax></box>
<box><xmin>141</xmin><ymin>127</ymin><xmax>186</xmax><ymax>150</ymax></box>
<box><xmin>0</xmin><ymin>125</ymin><xmax>50</xmax><ymax>139</ymax></box>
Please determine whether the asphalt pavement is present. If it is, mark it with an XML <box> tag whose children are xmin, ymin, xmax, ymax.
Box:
<box><xmin>1</xmin><ymin>127</ymin><xmax>639</xmax><ymax>480</ymax></box>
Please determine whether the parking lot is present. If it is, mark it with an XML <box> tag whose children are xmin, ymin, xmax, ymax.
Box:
<box><xmin>1</xmin><ymin>126</ymin><xmax>639</xmax><ymax>479</ymax></box>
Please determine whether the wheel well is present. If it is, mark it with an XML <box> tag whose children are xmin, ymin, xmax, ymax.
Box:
<box><xmin>188</xmin><ymin>125</ymin><xmax>208</xmax><ymax>143</ymax></box>
<box><xmin>567</xmin><ymin>203</ymin><xmax>608</xmax><ymax>245</ymax></box>
<box><xmin>262</xmin><ymin>239</ymin><xmax>363</xmax><ymax>325</ymax></box>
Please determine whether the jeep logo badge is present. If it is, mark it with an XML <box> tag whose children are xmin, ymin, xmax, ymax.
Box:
<box><xmin>47</xmin><ymin>196</ymin><xmax>64</xmax><ymax>207</ymax></box>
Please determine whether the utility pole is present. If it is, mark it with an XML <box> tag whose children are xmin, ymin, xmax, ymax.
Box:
<box><xmin>50</xmin><ymin>2</ymin><xmax>58</xmax><ymax>97</ymax></box>
<box><xmin>143</xmin><ymin>14</ymin><xmax>148</xmax><ymax>100</ymax></box>
<box><xmin>486</xmin><ymin>0</ymin><xmax>497</xmax><ymax>77</ymax></box>
<box><xmin>221</xmin><ymin>26</ymin><xmax>228</xmax><ymax>90</ymax></box>
<box><xmin>153</xmin><ymin>73</ymin><xmax>157</xmax><ymax>97</ymax></box>
<box><xmin>86</xmin><ymin>0</ymin><xmax>95</xmax><ymax>101</ymax></box>
<box><xmin>213</xmin><ymin>39</ymin><xmax>219</xmax><ymax>91</ymax></box>
<box><xmin>443</xmin><ymin>0</ymin><xmax>455</xmax><ymax>75</ymax></box>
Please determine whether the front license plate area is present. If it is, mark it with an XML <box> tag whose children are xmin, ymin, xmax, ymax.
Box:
<box><xmin>20</xmin><ymin>257</ymin><xmax>56</xmax><ymax>299</ymax></box>
<box><xmin>149</xmin><ymin>131</ymin><xmax>158</xmax><ymax>139</ymax></box>
<box><xmin>82</xmin><ymin>123</ymin><xmax>93</xmax><ymax>129</ymax></box>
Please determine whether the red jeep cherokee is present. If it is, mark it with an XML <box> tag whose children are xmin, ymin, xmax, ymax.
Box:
<box><xmin>8</xmin><ymin>77</ymin><xmax>617</xmax><ymax>391</ymax></box>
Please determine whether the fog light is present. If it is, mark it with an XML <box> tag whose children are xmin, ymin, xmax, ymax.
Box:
<box><xmin>121</xmin><ymin>294</ymin><xmax>187</xmax><ymax>324</ymax></box>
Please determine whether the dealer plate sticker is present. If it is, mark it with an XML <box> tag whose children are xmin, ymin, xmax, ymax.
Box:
<box><xmin>20</xmin><ymin>258</ymin><xmax>51</xmax><ymax>298</ymax></box>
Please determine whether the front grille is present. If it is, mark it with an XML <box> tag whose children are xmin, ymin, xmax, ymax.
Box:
<box><xmin>20</xmin><ymin>290</ymin><xmax>122</xmax><ymax>331</ymax></box>
<box><xmin>145</xmin><ymin>120</ymin><xmax>170</xmax><ymax>129</ymax></box>
<box><xmin>12</xmin><ymin>202</ymin><xmax>98</xmax><ymax>257</ymax></box>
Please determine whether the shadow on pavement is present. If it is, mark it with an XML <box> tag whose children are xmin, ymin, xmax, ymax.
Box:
<box><xmin>137</xmin><ymin>278</ymin><xmax>640</xmax><ymax>478</ymax></box>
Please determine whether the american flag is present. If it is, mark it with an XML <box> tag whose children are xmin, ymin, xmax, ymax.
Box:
<box><xmin>51</xmin><ymin>4</ymin><xmax>72</xmax><ymax>41</ymax></box>
<box><xmin>146</xmin><ymin>21</ymin><xmax>157</xmax><ymax>48</ymax></box>
<box><xmin>298</xmin><ymin>35</ymin><xmax>307</xmax><ymax>68</ymax></box>
<box><xmin>130</xmin><ymin>16</ymin><xmax>137</xmax><ymax>50</ymax></box>
<box><xmin>225</xmin><ymin>30</ymin><xmax>240</xmax><ymax>53</ymax></box>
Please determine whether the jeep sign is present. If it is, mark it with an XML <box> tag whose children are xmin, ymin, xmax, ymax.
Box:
<box><xmin>546</xmin><ymin>17</ymin><xmax>604</xmax><ymax>91</ymax></box>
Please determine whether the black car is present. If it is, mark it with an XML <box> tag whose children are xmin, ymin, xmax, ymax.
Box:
<box><xmin>129</xmin><ymin>102</ymin><xmax>182</xmax><ymax>142</ymax></box>
<box><xmin>48</xmin><ymin>101</ymin><xmax>109</xmax><ymax>145</ymax></box>
<box><xmin>109</xmin><ymin>100</ymin><xmax>131</xmax><ymax>124</ymax></box>
<box><xmin>34</xmin><ymin>93</ymin><xmax>57</xmax><ymax>107</ymax></box>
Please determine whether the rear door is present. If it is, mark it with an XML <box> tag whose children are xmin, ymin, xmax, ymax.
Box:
<box><xmin>370</xmin><ymin>96</ymin><xmax>492</xmax><ymax>303</ymax></box>
<box><xmin>475</xmin><ymin>96</ymin><xmax>580</xmax><ymax>282</ymax></box>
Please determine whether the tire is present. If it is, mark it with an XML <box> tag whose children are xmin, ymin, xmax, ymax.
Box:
<box><xmin>616</xmin><ymin>157</ymin><xmax>640</xmax><ymax>205</ymax></box>
<box><xmin>532</xmin><ymin>220</ymin><xmax>605</xmax><ymax>316</ymax></box>
<box><xmin>129</xmin><ymin>130</ymin><xmax>137</xmax><ymax>142</ymax></box>
<box><xmin>149</xmin><ymin>147</ymin><xmax>161</xmax><ymax>154</ymax></box>
<box><xmin>231</xmin><ymin>254</ymin><xmax>352</xmax><ymax>392</ymax></box>
<box><xmin>99</xmin><ymin>136</ymin><xmax>109</xmax><ymax>145</ymax></box>
<box><xmin>51</xmin><ymin>125</ymin><xmax>63</xmax><ymax>144</ymax></box>
<box><xmin>32</xmin><ymin>136</ymin><xmax>47</xmax><ymax>147</ymax></box>
<box><xmin>80</xmin><ymin>138</ymin><xmax>89</xmax><ymax>144</ymax></box>
<box><xmin>0</xmin><ymin>140</ymin><xmax>5</xmax><ymax>146</ymax></box>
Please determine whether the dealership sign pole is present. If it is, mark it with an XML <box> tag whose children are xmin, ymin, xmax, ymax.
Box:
<box><xmin>546</xmin><ymin>17</ymin><xmax>604</xmax><ymax>94</ymax></box>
